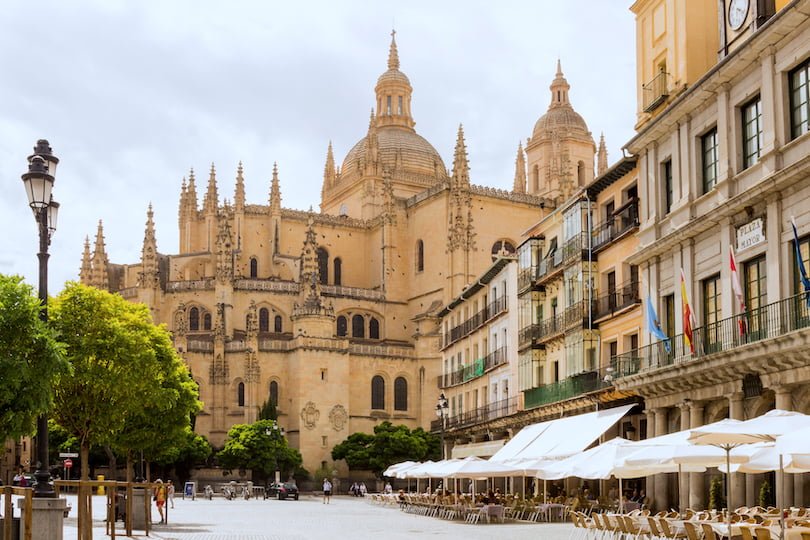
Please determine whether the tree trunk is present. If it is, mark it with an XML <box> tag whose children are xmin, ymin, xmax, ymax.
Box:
<box><xmin>81</xmin><ymin>442</ymin><xmax>90</xmax><ymax>481</ymax></box>
<box><xmin>104</xmin><ymin>445</ymin><xmax>117</xmax><ymax>481</ymax></box>
<box><xmin>126</xmin><ymin>453</ymin><xmax>133</xmax><ymax>483</ymax></box>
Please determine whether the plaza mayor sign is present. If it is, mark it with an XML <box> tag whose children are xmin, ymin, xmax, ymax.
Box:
<box><xmin>736</xmin><ymin>218</ymin><xmax>765</xmax><ymax>252</ymax></box>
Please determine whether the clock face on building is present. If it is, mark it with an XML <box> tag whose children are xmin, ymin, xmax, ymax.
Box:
<box><xmin>728</xmin><ymin>0</ymin><xmax>749</xmax><ymax>30</ymax></box>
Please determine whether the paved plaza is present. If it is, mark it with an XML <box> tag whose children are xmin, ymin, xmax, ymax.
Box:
<box><xmin>58</xmin><ymin>493</ymin><xmax>573</xmax><ymax>540</ymax></box>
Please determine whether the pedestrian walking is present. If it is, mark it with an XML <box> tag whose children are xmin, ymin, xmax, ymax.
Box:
<box><xmin>153</xmin><ymin>479</ymin><xmax>167</xmax><ymax>524</ymax></box>
<box><xmin>323</xmin><ymin>478</ymin><xmax>332</xmax><ymax>504</ymax></box>
<box><xmin>167</xmin><ymin>480</ymin><xmax>175</xmax><ymax>509</ymax></box>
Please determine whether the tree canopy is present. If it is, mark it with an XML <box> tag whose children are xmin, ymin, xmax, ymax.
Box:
<box><xmin>49</xmin><ymin>282</ymin><xmax>199</xmax><ymax>478</ymax></box>
<box><xmin>331</xmin><ymin>422</ymin><xmax>440</xmax><ymax>476</ymax></box>
<box><xmin>0</xmin><ymin>274</ymin><xmax>66</xmax><ymax>441</ymax></box>
<box><xmin>217</xmin><ymin>419</ymin><xmax>302</xmax><ymax>482</ymax></box>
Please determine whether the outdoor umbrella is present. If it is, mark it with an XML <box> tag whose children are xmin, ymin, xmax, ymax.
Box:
<box><xmin>688</xmin><ymin>409</ymin><xmax>810</xmax><ymax>539</ymax></box>
<box><xmin>383</xmin><ymin>461</ymin><xmax>417</xmax><ymax>477</ymax></box>
<box><xmin>775</xmin><ymin>425</ymin><xmax>810</xmax><ymax>468</ymax></box>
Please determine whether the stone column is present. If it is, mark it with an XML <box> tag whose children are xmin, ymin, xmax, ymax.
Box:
<box><xmin>728</xmin><ymin>392</ymin><xmax>746</xmax><ymax>510</ymax></box>
<box><xmin>678</xmin><ymin>403</ymin><xmax>691</xmax><ymax>512</ymax></box>
<box><xmin>654</xmin><ymin>407</ymin><xmax>670</xmax><ymax>512</ymax></box>
<box><xmin>689</xmin><ymin>401</ymin><xmax>706</xmax><ymax>510</ymax></box>
<box><xmin>774</xmin><ymin>386</ymin><xmax>794</xmax><ymax>509</ymax></box>
<box><xmin>18</xmin><ymin>498</ymin><xmax>68</xmax><ymax>540</ymax></box>
<box><xmin>645</xmin><ymin>409</ymin><xmax>656</xmax><ymax>503</ymax></box>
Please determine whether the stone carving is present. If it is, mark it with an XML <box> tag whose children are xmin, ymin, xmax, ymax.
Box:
<box><xmin>328</xmin><ymin>404</ymin><xmax>348</xmax><ymax>431</ymax></box>
<box><xmin>300</xmin><ymin>401</ymin><xmax>320</xmax><ymax>430</ymax></box>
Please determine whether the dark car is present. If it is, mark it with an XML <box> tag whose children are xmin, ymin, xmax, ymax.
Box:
<box><xmin>267</xmin><ymin>482</ymin><xmax>299</xmax><ymax>500</ymax></box>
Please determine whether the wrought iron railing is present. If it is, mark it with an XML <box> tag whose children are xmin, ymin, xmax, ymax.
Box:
<box><xmin>438</xmin><ymin>347</ymin><xmax>509</xmax><ymax>388</ymax></box>
<box><xmin>523</xmin><ymin>367</ymin><xmax>613</xmax><ymax>410</ymax></box>
<box><xmin>592</xmin><ymin>201</ymin><xmax>639</xmax><ymax>252</ymax></box>
<box><xmin>614</xmin><ymin>292</ymin><xmax>810</xmax><ymax>378</ymax></box>
<box><xmin>443</xmin><ymin>297</ymin><xmax>509</xmax><ymax>348</ymax></box>
<box><xmin>642</xmin><ymin>70</ymin><xmax>671</xmax><ymax>112</ymax></box>
<box><xmin>518</xmin><ymin>324</ymin><xmax>542</xmax><ymax>348</ymax></box>
<box><xmin>593</xmin><ymin>280</ymin><xmax>641</xmax><ymax>320</ymax></box>
<box><xmin>430</xmin><ymin>396</ymin><xmax>520</xmax><ymax>432</ymax></box>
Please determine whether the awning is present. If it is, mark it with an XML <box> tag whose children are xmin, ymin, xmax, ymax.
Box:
<box><xmin>490</xmin><ymin>404</ymin><xmax>634</xmax><ymax>462</ymax></box>
<box><xmin>450</xmin><ymin>439</ymin><xmax>506</xmax><ymax>459</ymax></box>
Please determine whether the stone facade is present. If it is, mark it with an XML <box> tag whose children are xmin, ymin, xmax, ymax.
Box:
<box><xmin>75</xmin><ymin>34</ymin><xmax>597</xmax><ymax>473</ymax></box>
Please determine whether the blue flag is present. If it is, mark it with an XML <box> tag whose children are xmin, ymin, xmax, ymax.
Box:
<box><xmin>792</xmin><ymin>220</ymin><xmax>810</xmax><ymax>308</ymax></box>
<box><xmin>645</xmin><ymin>295</ymin><xmax>671</xmax><ymax>352</ymax></box>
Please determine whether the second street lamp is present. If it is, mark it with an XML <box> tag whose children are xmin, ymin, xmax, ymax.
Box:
<box><xmin>435</xmin><ymin>393</ymin><xmax>449</xmax><ymax>460</ymax></box>
<box><xmin>20</xmin><ymin>139</ymin><xmax>60</xmax><ymax>498</ymax></box>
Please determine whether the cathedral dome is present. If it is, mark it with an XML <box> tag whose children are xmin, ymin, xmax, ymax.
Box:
<box><xmin>341</xmin><ymin>126</ymin><xmax>447</xmax><ymax>182</ymax></box>
<box><xmin>377</xmin><ymin>68</ymin><xmax>411</xmax><ymax>86</ymax></box>
<box><xmin>531</xmin><ymin>60</ymin><xmax>591</xmax><ymax>140</ymax></box>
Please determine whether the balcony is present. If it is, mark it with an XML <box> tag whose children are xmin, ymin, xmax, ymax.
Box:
<box><xmin>442</xmin><ymin>297</ymin><xmax>508</xmax><ymax>349</ymax></box>
<box><xmin>642</xmin><ymin>70</ymin><xmax>671</xmax><ymax>113</ymax></box>
<box><xmin>537</xmin><ymin>312</ymin><xmax>566</xmax><ymax>343</ymax></box>
<box><xmin>523</xmin><ymin>367</ymin><xmax>613</xmax><ymax>410</ymax></box>
<box><xmin>613</xmin><ymin>292</ymin><xmax>810</xmax><ymax>378</ymax></box>
<box><xmin>438</xmin><ymin>346</ymin><xmax>509</xmax><ymax>388</ymax></box>
<box><xmin>519</xmin><ymin>324</ymin><xmax>542</xmax><ymax>349</ymax></box>
<box><xmin>592</xmin><ymin>201</ymin><xmax>639</xmax><ymax>252</ymax></box>
<box><xmin>534</xmin><ymin>248</ymin><xmax>565</xmax><ymax>285</ymax></box>
<box><xmin>430</xmin><ymin>396</ymin><xmax>520</xmax><ymax>432</ymax></box>
<box><xmin>593</xmin><ymin>280</ymin><xmax>641</xmax><ymax>321</ymax></box>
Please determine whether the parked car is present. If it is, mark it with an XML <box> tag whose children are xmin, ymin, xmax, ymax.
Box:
<box><xmin>266</xmin><ymin>482</ymin><xmax>299</xmax><ymax>500</ymax></box>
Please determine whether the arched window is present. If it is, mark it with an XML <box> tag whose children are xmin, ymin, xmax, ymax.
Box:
<box><xmin>371</xmin><ymin>376</ymin><xmax>385</xmax><ymax>410</ymax></box>
<box><xmin>369</xmin><ymin>317</ymin><xmax>380</xmax><ymax>340</ymax></box>
<box><xmin>203</xmin><ymin>312</ymin><xmax>212</xmax><ymax>330</ymax></box>
<box><xmin>249</xmin><ymin>257</ymin><xmax>258</xmax><ymax>278</ymax></box>
<box><xmin>274</xmin><ymin>315</ymin><xmax>282</xmax><ymax>333</ymax></box>
<box><xmin>189</xmin><ymin>307</ymin><xmax>200</xmax><ymax>331</ymax></box>
<box><xmin>237</xmin><ymin>382</ymin><xmax>245</xmax><ymax>407</ymax></box>
<box><xmin>333</xmin><ymin>258</ymin><xmax>342</xmax><ymax>286</ymax></box>
<box><xmin>352</xmin><ymin>314</ymin><xmax>365</xmax><ymax>338</ymax></box>
<box><xmin>259</xmin><ymin>308</ymin><xmax>269</xmax><ymax>332</ymax></box>
<box><xmin>491</xmin><ymin>240</ymin><xmax>516</xmax><ymax>261</ymax></box>
<box><xmin>316</xmin><ymin>247</ymin><xmax>328</xmax><ymax>285</ymax></box>
<box><xmin>416</xmin><ymin>240</ymin><xmax>424</xmax><ymax>272</ymax></box>
<box><xmin>337</xmin><ymin>316</ymin><xmax>348</xmax><ymax>337</ymax></box>
<box><xmin>269</xmin><ymin>381</ymin><xmax>279</xmax><ymax>406</ymax></box>
<box><xmin>394</xmin><ymin>377</ymin><xmax>408</xmax><ymax>411</ymax></box>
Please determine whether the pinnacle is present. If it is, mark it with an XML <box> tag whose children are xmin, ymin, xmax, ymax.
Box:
<box><xmin>388</xmin><ymin>29</ymin><xmax>400</xmax><ymax>70</ymax></box>
<box><xmin>556</xmin><ymin>58</ymin><xmax>563</xmax><ymax>77</ymax></box>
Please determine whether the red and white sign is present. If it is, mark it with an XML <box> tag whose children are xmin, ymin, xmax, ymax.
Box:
<box><xmin>64</xmin><ymin>459</ymin><xmax>73</xmax><ymax>469</ymax></box>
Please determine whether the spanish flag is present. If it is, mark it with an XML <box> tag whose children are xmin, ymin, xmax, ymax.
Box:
<box><xmin>680</xmin><ymin>269</ymin><xmax>695</xmax><ymax>354</ymax></box>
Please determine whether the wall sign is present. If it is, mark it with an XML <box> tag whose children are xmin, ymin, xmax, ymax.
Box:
<box><xmin>736</xmin><ymin>218</ymin><xmax>764</xmax><ymax>251</ymax></box>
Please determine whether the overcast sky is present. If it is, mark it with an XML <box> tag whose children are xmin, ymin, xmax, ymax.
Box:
<box><xmin>0</xmin><ymin>0</ymin><xmax>636</xmax><ymax>292</ymax></box>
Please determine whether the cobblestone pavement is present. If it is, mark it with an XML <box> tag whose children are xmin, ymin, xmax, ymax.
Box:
<box><xmin>58</xmin><ymin>493</ymin><xmax>574</xmax><ymax>540</ymax></box>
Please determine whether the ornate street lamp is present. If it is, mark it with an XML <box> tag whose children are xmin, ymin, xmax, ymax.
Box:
<box><xmin>265</xmin><ymin>421</ymin><xmax>285</xmax><ymax>484</ymax></box>
<box><xmin>20</xmin><ymin>139</ymin><xmax>60</xmax><ymax>498</ymax></box>
<box><xmin>435</xmin><ymin>393</ymin><xmax>449</xmax><ymax>460</ymax></box>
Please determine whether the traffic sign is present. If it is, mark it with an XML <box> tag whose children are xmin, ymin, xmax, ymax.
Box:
<box><xmin>64</xmin><ymin>459</ymin><xmax>73</xmax><ymax>469</ymax></box>
<box><xmin>59</xmin><ymin>452</ymin><xmax>79</xmax><ymax>458</ymax></box>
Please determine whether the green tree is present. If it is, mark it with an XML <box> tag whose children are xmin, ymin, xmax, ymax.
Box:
<box><xmin>152</xmin><ymin>428</ymin><xmax>212</xmax><ymax>481</ymax></box>
<box><xmin>331</xmin><ymin>421</ymin><xmax>440</xmax><ymax>477</ymax></box>
<box><xmin>0</xmin><ymin>274</ymin><xmax>66</xmax><ymax>441</ymax></box>
<box><xmin>49</xmin><ymin>283</ymin><xmax>194</xmax><ymax>479</ymax></box>
<box><xmin>257</xmin><ymin>398</ymin><xmax>278</xmax><ymax>421</ymax></box>
<box><xmin>217</xmin><ymin>419</ymin><xmax>302</xmax><ymax>483</ymax></box>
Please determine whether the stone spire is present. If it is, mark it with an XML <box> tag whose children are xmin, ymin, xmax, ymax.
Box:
<box><xmin>203</xmin><ymin>163</ymin><xmax>218</xmax><ymax>214</ymax></box>
<box><xmin>269</xmin><ymin>162</ymin><xmax>282</xmax><ymax>214</ymax></box>
<box><xmin>79</xmin><ymin>235</ymin><xmax>92</xmax><ymax>284</ymax></box>
<box><xmin>178</xmin><ymin>176</ymin><xmax>188</xmax><ymax>222</ymax></box>
<box><xmin>597</xmin><ymin>133</ymin><xmax>608</xmax><ymax>176</ymax></box>
<box><xmin>215</xmin><ymin>211</ymin><xmax>234</xmax><ymax>284</ymax></box>
<box><xmin>322</xmin><ymin>141</ymin><xmax>336</xmax><ymax>194</ymax></box>
<box><xmin>549</xmin><ymin>59</ymin><xmax>571</xmax><ymax>108</ymax></box>
<box><xmin>234</xmin><ymin>161</ymin><xmax>245</xmax><ymax>210</ymax></box>
<box><xmin>513</xmin><ymin>142</ymin><xmax>527</xmax><ymax>194</ymax></box>
<box><xmin>451</xmin><ymin>124</ymin><xmax>470</xmax><ymax>190</ymax></box>
<box><xmin>292</xmin><ymin>211</ymin><xmax>334</xmax><ymax>320</ymax></box>
<box><xmin>388</xmin><ymin>29</ymin><xmax>400</xmax><ymax>70</ymax></box>
<box><xmin>365</xmin><ymin>109</ymin><xmax>380</xmax><ymax>175</ymax></box>
<box><xmin>91</xmin><ymin>220</ymin><xmax>109</xmax><ymax>290</ymax></box>
<box><xmin>140</xmin><ymin>204</ymin><xmax>159</xmax><ymax>289</ymax></box>
<box><xmin>186</xmin><ymin>168</ymin><xmax>199</xmax><ymax>212</ymax></box>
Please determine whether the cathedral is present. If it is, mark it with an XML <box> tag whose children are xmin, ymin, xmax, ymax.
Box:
<box><xmin>78</xmin><ymin>33</ymin><xmax>600</xmax><ymax>473</ymax></box>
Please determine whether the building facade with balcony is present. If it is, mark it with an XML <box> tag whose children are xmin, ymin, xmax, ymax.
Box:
<box><xmin>517</xmin><ymin>156</ymin><xmax>644</xmax><ymax>429</ymax></box>
<box><xmin>617</xmin><ymin>0</ymin><xmax>810</xmax><ymax>512</ymax></box>
<box><xmin>435</xmin><ymin>256</ymin><xmax>520</xmax><ymax>458</ymax></box>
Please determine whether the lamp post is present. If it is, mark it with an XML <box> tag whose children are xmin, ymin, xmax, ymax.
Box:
<box><xmin>265</xmin><ymin>421</ymin><xmax>285</xmax><ymax>484</ymax></box>
<box><xmin>435</xmin><ymin>393</ymin><xmax>449</xmax><ymax>460</ymax></box>
<box><xmin>20</xmin><ymin>139</ymin><xmax>60</xmax><ymax>498</ymax></box>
